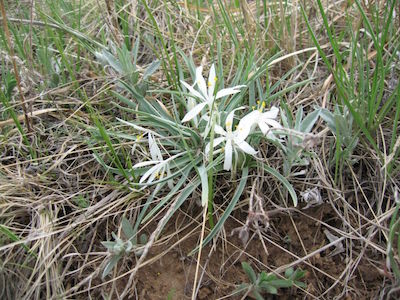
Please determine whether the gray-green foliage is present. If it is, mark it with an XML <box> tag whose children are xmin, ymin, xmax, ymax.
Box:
<box><xmin>319</xmin><ymin>104</ymin><xmax>359</xmax><ymax>181</ymax></box>
<box><xmin>236</xmin><ymin>262</ymin><xmax>306</xmax><ymax>299</ymax></box>
<box><xmin>101</xmin><ymin>217</ymin><xmax>148</xmax><ymax>279</ymax></box>
<box><xmin>279</xmin><ymin>105</ymin><xmax>321</xmax><ymax>176</ymax></box>
<box><xmin>95</xmin><ymin>39</ymin><xmax>160</xmax><ymax>95</ymax></box>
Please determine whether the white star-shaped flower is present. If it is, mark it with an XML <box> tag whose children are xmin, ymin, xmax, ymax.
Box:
<box><xmin>206</xmin><ymin>107</ymin><xmax>257</xmax><ymax>171</ymax></box>
<box><xmin>181</xmin><ymin>64</ymin><xmax>246</xmax><ymax>122</ymax></box>
<box><xmin>238</xmin><ymin>103</ymin><xmax>281</xmax><ymax>138</ymax></box>
<box><xmin>133</xmin><ymin>134</ymin><xmax>181</xmax><ymax>187</ymax></box>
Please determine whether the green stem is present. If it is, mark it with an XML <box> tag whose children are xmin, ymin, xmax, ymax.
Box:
<box><xmin>207</xmin><ymin>110</ymin><xmax>217</xmax><ymax>229</ymax></box>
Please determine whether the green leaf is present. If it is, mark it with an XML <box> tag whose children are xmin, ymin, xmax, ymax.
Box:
<box><xmin>285</xmin><ymin>267</ymin><xmax>294</xmax><ymax>278</ymax></box>
<box><xmin>261</xmin><ymin>164</ymin><xmax>297</xmax><ymax>206</ymax></box>
<box><xmin>143</xmin><ymin>60</ymin><xmax>160</xmax><ymax>80</ymax></box>
<box><xmin>294</xmin><ymin>281</ymin><xmax>307</xmax><ymax>289</ymax></box>
<box><xmin>295</xmin><ymin>106</ymin><xmax>304</xmax><ymax>131</ymax></box>
<box><xmin>269</xmin><ymin>279</ymin><xmax>293</xmax><ymax>288</ymax></box>
<box><xmin>141</xmin><ymin>167</ymin><xmax>193</xmax><ymax>223</ymax></box>
<box><xmin>101</xmin><ymin>241</ymin><xmax>116</xmax><ymax>250</ymax></box>
<box><xmin>96</xmin><ymin>49</ymin><xmax>123</xmax><ymax>74</ymax></box>
<box><xmin>242</xmin><ymin>262</ymin><xmax>257</xmax><ymax>284</ymax></box>
<box><xmin>121</xmin><ymin>217</ymin><xmax>135</xmax><ymax>241</ymax></box>
<box><xmin>0</xmin><ymin>225</ymin><xmax>37</xmax><ymax>258</ymax></box>
<box><xmin>253</xmin><ymin>290</ymin><xmax>266</xmax><ymax>300</ymax></box>
<box><xmin>155</xmin><ymin>180</ymin><xmax>200</xmax><ymax>235</ymax></box>
<box><xmin>102</xmin><ymin>254</ymin><xmax>122</xmax><ymax>279</ymax></box>
<box><xmin>139</xmin><ymin>233</ymin><xmax>148</xmax><ymax>244</ymax></box>
<box><xmin>319</xmin><ymin>108</ymin><xmax>336</xmax><ymax>132</ymax></box>
<box><xmin>258</xmin><ymin>271</ymin><xmax>269</xmax><ymax>282</ymax></box>
<box><xmin>189</xmin><ymin>167</ymin><xmax>249</xmax><ymax>255</ymax></box>
<box><xmin>264</xmin><ymin>285</ymin><xmax>278</xmax><ymax>295</ymax></box>
<box><xmin>300</xmin><ymin>109</ymin><xmax>321</xmax><ymax>133</ymax></box>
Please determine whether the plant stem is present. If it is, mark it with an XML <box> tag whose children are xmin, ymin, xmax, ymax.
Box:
<box><xmin>207</xmin><ymin>110</ymin><xmax>217</xmax><ymax>229</ymax></box>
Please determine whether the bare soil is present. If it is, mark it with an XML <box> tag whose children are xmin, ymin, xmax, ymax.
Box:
<box><xmin>114</xmin><ymin>204</ymin><xmax>390</xmax><ymax>299</ymax></box>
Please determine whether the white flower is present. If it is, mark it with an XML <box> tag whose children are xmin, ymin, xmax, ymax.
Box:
<box><xmin>181</xmin><ymin>64</ymin><xmax>246</xmax><ymax>122</ymax></box>
<box><xmin>206</xmin><ymin>107</ymin><xmax>257</xmax><ymax>171</ymax></box>
<box><xmin>133</xmin><ymin>134</ymin><xmax>181</xmax><ymax>186</ymax></box>
<box><xmin>238</xmin><ymin>103</ymin><xmax>281</xmax><ymax>138</ymax></box>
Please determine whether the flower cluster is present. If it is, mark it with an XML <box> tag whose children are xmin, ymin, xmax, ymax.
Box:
<box><xmin>181</xmin><ymin>64</ymin><xmax>281</xmax><ymax>171</ymax></box>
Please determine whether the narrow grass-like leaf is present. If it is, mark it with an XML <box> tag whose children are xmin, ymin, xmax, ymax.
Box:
<box><xmin>92</xmin><ymin>114</ymin><xmax>132</xmax><ymax>181</ymax></box>
<box><xmin>189</xmin><ymin>167</ymin><xmax>249</xmax><ymax>255</ymax></box>
<box><xmin>301</xmin><ymin>4</ymin><xmax>382</xmax><ymax>161</ymax></box>
<box><xmin>197</xmin><ymin>164</ymin><xmax>209</xmax><ymax>207</ymax></box>
<box><xmin>141</xmin><ymin>167</ymin><xmax>192</xmax><ymax>223</ymax></box>
<box><xmin>262</xmin><ymin>164</ymin><xmax>297</xmax><ymax>207</ymax></box>
<box><xmin>0</xmin><ymin>225</ymin><xmax>37</xmax><ymax>258</ymax></box>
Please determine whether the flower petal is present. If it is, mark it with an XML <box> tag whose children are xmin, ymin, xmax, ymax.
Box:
<box><xmin>263</xmin><ymin>119</ymin><xmax>282</xmax><ymax>129</ymax></box>
<box><xmin>223</xmin><ymin>139</ymin><xmax>233</xmax><ymax>171</ymax></box>
<box><xmin>225</xmin><ymin>106</ymin><xmax>245</xmax><ymax>132</ymax></box>
<box><xmin>205</xmin><ymin>137</ymin><xmax>225</xmax><ymax>155</ymax></box>
<box><xmin>208</xmin><ymin>64</ymin><xmax>216</xmax><ymax>99</ymax></box>
<box><xmin>182</xmin><ymin>102</ymin><xmax>208</xmax><ymax>122</ymax></box>
<box><xmin>149</xmin><ymin>133</ymin><xmax>163</xmax><ymax>161</ymax></box>
<box><xmin>139</xmin><ymin>163</ymin><xmax>162</xmax><ymax>183</ymax></box>
<box><xmin>181</xmin><ymin>80</ymin><xmax>206</xmax><ymax>102</ymax></box>
<box><xmin>261</xmin><ymin>106</ymin><xmax>279</xmax><ymax>119</ymax></box>
<box><xmin>196</xmin><ymin>65</ymin><xmax>208</xmax><ymax>99</ymax></box>
<box><xmin>214</xmin><ymin>124</ymin><xmax>226</xmax><ymax>136</ymax></box>
<box><xmin>237</xmin><ymin>110</ymin><xmax>260</xmax><ymax>140</ymax></box>
<box><xmin>215</xmin><ymin>85</ymin><xmax>246</xmax><ymax>99</ymax></box>
<box><xmin>236</xmin><ymin>140</ymin><xmax>257</xmax><ymax>155</ymax></box>
<box><xmin>258</xmin><ymin>121</ymin><xmax>271</xmax><ymax>135</ymax></box>
<box><xmin>166</xmin><ymin>165</ymin><xmax>174</xmax><ymax>189</ymax></box>
<box><xmin>133</xmin><ymin>160</ymin><xmax>159</xmax><ymax>169</ymax></box>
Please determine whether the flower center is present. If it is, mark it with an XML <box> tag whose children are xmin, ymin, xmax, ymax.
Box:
<box><xmin>256</xmin><ymin>100</ymin><xmax>266</xmax><ymax>112</ymax></box>
<box><xmin>208</xmin><ymin>77</ymin><xmax>217</xmax><ymax>87</ymax></box>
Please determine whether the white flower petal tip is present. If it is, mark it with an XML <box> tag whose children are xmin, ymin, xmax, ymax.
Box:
<box><xmin>237</xmin><ymin>141</ymin><xmax>257</xmax><ymax>156</ymax></box>
<box><xmin>216</xmin><ymin>87</ymin><xmax>245</xmax><ymax>99</ymax></box>
<box><xmin>182</xmin><ymin>102</ymin><xmax>207</xmax><ymax>122</ymax></box>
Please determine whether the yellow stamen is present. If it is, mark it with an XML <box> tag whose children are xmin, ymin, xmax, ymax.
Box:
<box><xmin>208</xmin><ymin>81</ymin><xmax>212</xmax><ymax>87</ymax></box>
<box><xmin>214</xmin><ymin>76</ymin><xmax>217</xmax><ymax>82</ymax></box>
<box><xmin>226</xmin><ymin>121</ymin><xmax>232</xmax><ymax>127</ymax></box>
<box><xmin>252</xmin><ymin>106</ymin><xmax>256</xmax><ymax>110</ymax></box>
<box><xmin>262</xmin><ymin>101</ymin><xmax>266</xmax><ymax>108</ymax></box>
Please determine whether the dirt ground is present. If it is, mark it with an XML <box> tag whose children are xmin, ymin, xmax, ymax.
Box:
<box><xmin>110</xmin><ymin>203</ymin><xmax>391</xmax><ymax>299</ymax></box>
